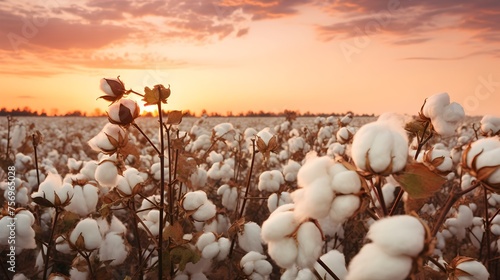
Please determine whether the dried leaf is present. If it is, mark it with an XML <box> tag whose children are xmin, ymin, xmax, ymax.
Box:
<box><xmin>75</xmin><ymin>232</ymin><xmax>86</xmax><ymax>250</ymax></box>
<box><xmin>118</xmin><ymin>103</ymin><xmax>134</xmax><ymax>125</ymax></box>
<box><xmin>168</xmin><ymin>245</ymin><xmax>200</xmax><ymax>272</ymax></box>
<box><xmin>32</xmin><ymin>196</ymin><xmax>55</xmax><ymax>208</ymax></box>
<box><xmin>394</xmin><ymin>162</ymin><xmax>446</xmax><ymax>199</ymax></box>
<box><xmin>163</xmin><ymin>221</ymin><xmax>184</xmax><ymax>244</ymax></box>
<box><xmin>143</xmin><ymin>84</ymin><xmax>170</xmax><ymax>106</ymax></box>
<box><xmin>228</xmin><ymin>217</ymin><xmax>246</xmax><ymax>237</ymax></box>
<box><xmin>166</xmin><ymin>110</ymin><xmax>183</xmax><ymax>125</ymax></box>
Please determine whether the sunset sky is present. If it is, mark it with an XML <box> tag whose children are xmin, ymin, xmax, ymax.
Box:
<box><xmin>1</xmin><ymin>0</ymin><xmax>499</xmax><ymax>116</ymax></box>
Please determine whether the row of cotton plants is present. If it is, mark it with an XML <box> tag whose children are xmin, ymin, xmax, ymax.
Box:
<box><xmin>0</xmin><ymin>77</ymin><xmax>499</xmax><ymax>279</ymax></box>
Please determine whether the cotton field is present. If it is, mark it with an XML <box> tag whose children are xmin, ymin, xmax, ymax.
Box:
<box><xmin>1</xmin><ymin>78</ymin><xmax>500</xmax><ymax>280</ymax></box>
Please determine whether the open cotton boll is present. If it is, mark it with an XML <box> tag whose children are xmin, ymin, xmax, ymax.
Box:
<box><xmin>455</xmin><ymin>259</ymin><xmax>489</xmax><ymax>280</ymax></box>
<box><xmin>201</xmin><ymin>242</ymin><xmax>220</xmax><ymax>259</ymax></box>
<box><xmin>296</xmin><ymin>222</ymin><xmax>323</xmax><ymax>268</ymax></box>
<box><xmin>297</xmin><ymin>156</ymin><xmax>334</xmax><ymax>187</ymax></box>
<box><xmin>238</xmin><ymin>222</ymin><xmax>264</xmax><ymax>253</ymax></box>
<box><xmin>217</xmin><ymin>184</ymin><xmax>239</xmax><ymax>211</ymax></box>
<box><xmin>331</xmin><ymin>170</ymin><xmax>362</xmax><ymax>194</ymax></box>
<box><xmin>327</xmin><ymin>142</ymin><xmax>345</xmax><ymax>158</ymax></box>
<box><xmin>65</xmin><ymin>183</ymin><xmax>98</xmax><ymax>216</ymax></box>
<box><xmin>261</xmin><ymin>206</ymin><xmax>299</xmax><ymax>242</ymax></box>
<box><xmin>268</xmin><ymin>237</ymin><xmax>298</xmax><ymax>269</ymax></box>
<box><xmin>31</xmin><ymin>173</ymin><xmax>62</xmax><ymax>205</ymax></box>
<box><xmin>70</xmin><ymin>218</ymin><xmax>102</xmax><ymax>251</ymax></box>
<box><xmin>293</xmin><ymin>176</ymin><xmax>335</xmax><ymax>220</ymax></box>
<box><xmin>267</xmin><ymin>192</ymin><xmax>293</xmax><ymax>213</ymax></box>
<box><xmin>367</xmin><ymin>215</ymin><xmax>425</xmax><ymax>257</ymax></box>
<box><xmin>213</xmin><ymin>122</ymin><xmax>235</xmax><ymax>140</ymax></box>
<box><xmin>95</xmin><ymin>159</ymin><xmax>119</xmax><ymax>187</ymax></box>
<box><xmin>426</xmin><ymin>148</ymin><xmax>453</xmax><ymax>172</ymax></box>
<box><xmin>241</xmin><ymin>252</ymin><xmax>273</xmax><ymax>279</ymax></box>
<box><xmin>207</xmin><ymin>161</ymin><xmax>234</xmax><ymax>182</ymax></box>
<box><xmin>314</xmin><ymin>250</ymin><xmax>347</xmax><ymax>280</ymax></box>
<box><xmin>80</xmin><ymin>160</ymin><xmax>98</xmax><ymax>180</ymax></box>
<box><xmin>258</xmin><ymin>170</ymin><xmax>284</xmax><ymax>192</ymax></box>
<box><xmin>192</xmin><ymin>200</ymin><xmax>217</xmax><ymax>221</ymax></box>
<box><xmin>336</xmin><ymin>127</ymin><xmax>354</xmax><ymax>144</ymax></box>
<box><xmin>421</xmin><ymin>93</ymin><xmax>465</xmax><ymax>136</ymax></box>
<box><xmin>196</xmin><ymin>232</ymin><xmax>217</xmax><ymax>252</ymax></box>
<box><xmin>99</xmin><ymin>232</ymin><xmax>129</xmax><ymax>265</ymax></box>
<box><xmin>183</xmin><ymin>191</ymin><xmax>208</xmax><ymax>210</ymax></box>
<box><xmin>329</xmin><ymin>195</ymin><xmax>360</xmax><ymax>223</ymax></box>
<box><xmin>216</xmin><ymin>237</ymin><xmax>231</xmax><ymax>260</ymax></box>
<box><xmin>346</xmin><ymin>243</ymin><xmax>413</xmax><ymax>280</ymax></box>
<box><xmin>456</xmin><ymin>205</ymin><xmax>474</xmax><ymax>228</ymax></box>
<box><xmin>351</xmin><ymin>120</ymin><xmax>408</xmax><ymax>175</ymax></box>
<box><xmin>190</xmin><ymin>168</ymin><xmax>208</xmax><ymax>189</ymax></box>
<box><xmin>257</xmin><ymin>128</ymin><xmax>275</xmax><ymax>145</ymax></box>
<box><xmin>481</xmin><ymin>115</ymin><xmax>500</xmax><ymax>135</ymax></box>
<box><xmin>56</xmin><ymin>236</ymin><xmax>72</xmax><ymax>254</ymax></box>
<box><xmin>207</xmin><ymin>151</ymin><xmax>224</xmax><ymax>164</ymax></box>
<box><xmin>283</xmin><ymin>160</ymin><xmax>301</xmax><ymax>182</ymax></box>
<box><xmin>0</xmin><ymin>211</ymin><xmax>36</xmax><ymax>252</ymax></box>
<box><xmin>288</xmin><ymin>136</ymin><xmax>310</xmax><ymax>154</ymax></box>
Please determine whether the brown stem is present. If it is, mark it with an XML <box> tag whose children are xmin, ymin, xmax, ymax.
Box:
<box><xmin>132</xmin><ymin>123</ymin><xmax>161</xmax><ymax>155</ymax></box>
<box><xmin>389</xmin><ymin>187</ymin><xmax>404</xmax><ymax>216</ymax></box>
<box><xmin>32</xmin><ymin>134</ymin><xmax>41</xmax><ymax>189</ymax></box>
<box><xmin>42</xmin><ymin>208</ymin><xmax>61</xmax><ymax>280</ymax></box>
<box><xmin>431</xmin><ymin>182</ymin><xmax>481</xmax><ymax>237</ymax></box>
<box><xmin>130</xmin><ymin>200</ymin><xmax>144</xmax><ymax>280</ymax></box>
<box><xmin>483</xmin><ymin>186</ymin><xmax>491</xmax><ymax>270</ymax></box>
<box><xmin>157</xmin><ymin>101</ymin><xmax>166</xmax><ymax>280</ymax></box>
<box><xmin>316</xmin><ymin>258</ymin><xmax>341</xmax><ymax>280</ymax></box>
<box><xmin>374</xmin><ymin>176</ymin><xmax>388</xmax><ymax>217</ymax></box>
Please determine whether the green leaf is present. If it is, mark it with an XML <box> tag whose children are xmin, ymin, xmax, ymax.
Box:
<box><xmin>394</xmin><ymin>162</ymin><xmax>446</xmax><ymax>199</ymax></box>
<box><xmin>169</xmin><ymin>245</ymin><xmax>201</xmax><ymax>271</ymax></box>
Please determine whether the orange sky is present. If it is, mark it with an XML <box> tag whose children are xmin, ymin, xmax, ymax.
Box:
<box><xmin>1</xmin><ymin>0</ymin><xmax>499</xmax><ymax>116</ymax></box>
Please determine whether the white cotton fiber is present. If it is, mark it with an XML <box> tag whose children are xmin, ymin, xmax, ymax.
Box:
<box><xmin>268</xmin><ymin>238</ymin><xmax>298</xmax><ymax>269</ymax></box>
<box><xmin>238</xmin><ymin>222</ymin><xmax>264</xmax><ymax>253</ymax></box>
<box><xmin>314</xmin><ymin>250</ymin><xmax>347</xmax><ymax>280</ymax></box>
<box><xmin>201</xmin><ymin>242</ymin><xmax>220</xmax><ymax>259</ymax></box>
<box><xmin>95</xmin><ymin>160</ymin><xmax>118</xmax><ymax>187</ymax></box>
<box><xmin>183</xmin><ymin>191</ymin><xmax>208</xmax><ymax>210</ymax></box>
<box><xmin>297</xmin><ymin>156</ymin><xmax>334</xmax><ymax>187</ymax></box>
<box><xmin>99</xmin><ymin>232</ymin><xmax>128</xmax><ymax>265</ymax></box>
<box><xmin>456</xmin><ymin>205</ymin><xmax>474</xmax><ymax>228</ymax></box>
<box><xmin>192</xmin><ymin>201</ymin><xmax>216</xmax><ymax>221</ymax></box>
<box><xmin>329</xmin><ymin>195</ymin><xmax>360</xmax><ymax>223</ymax></box>
<box><xmin>217</xmin><ymin>237</ymin><xmax>231</xmax><ymax>260</ymax></box>
<box><xmin>346</xmin><ymin>243</ymin><xmax>412</xmax><ymax>280</ymax></box>
<box><xmin>70</xmin><ymin>218</ymin><xmax>102</xmax><ymax>251</ymax></box>
<box><xmin>261</xmin><ymin>207</ymin><xmax>299</xmax><ymax>242</ymax></box>
<box><xmin>456</xmin><ymin>260</ymin><xmax>489</xmax><ymax>280</ymax></box>
<box><xmin>196</xmin><ymin>232</ymin><xmax>216</xmax><ymax>251</ymax></box>
<box><xmin>331</xmin><ymin>170</ymin><xmax>361</xmax><ymax>194</ymax></box>
<box><xmin>293</xmin><ymin>176</ymin><xmax>334</xmax><ymax>220</ymax></box>
<box><xmin>296</xmin><ymin>222</ymin><xmax>323</xmax><ymax>268</ymax></box>
<box><xmin>367</xmin><ymin>215</ymin><xmax>425</xmax><ymax>257</ymax></box>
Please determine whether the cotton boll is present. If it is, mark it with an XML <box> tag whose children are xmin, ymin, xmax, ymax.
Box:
<box><xmin>213</xmin><ymin>122</ymin><xmax>235</xmax><ymax>141</ymax></box>
<box><xmin>296</xmin><ymin>222</ymin><xmax>323</xmax><ymax>268</ymax></box>
<box><xmin>261</xmin><ymin>207</ymin><xmax>299</xmax><ymax>242</ymax></box>
<box><xmin>196</xmin><ymin>232</ymin><xmax>217</xmax><ymax>251</ymax></box>
<box><xmin>283</xmin><ymin>160</ymin><xmax>301</xmax><ymax>182</ymax></box>
<box><xmin>207</xmin><ymin>151</ymin><xmax>224</xmax><ymax>164</ymax></box>
<box><xmin>267</xmin><ymin>192</ymin><xmax>293</xmax><ymax>213</ymax></box>
<box><xmin>56</xmin><ymin>236</ymin><xmax>72</xmax><ymax>254</ymax></box>
<box><xmin>99</xmin><ymin>232</ymin><xmax>129</xmax><ymax>265</ymax></box>
<box><xmin>329</xmin><ymin>195</ymin><xmax>360</xmax><ymax>223</ymax></box>
<box><xmin>367</xmin><ymin>215</ymin><xmax>425</xmax><ymax>257</ymax></box>
<box><xmin>455</xmin><ymin>259</ymin><xmax>489</xmax><ymax>280</ymax></box>
<box><xmin>336</xmin><ymin>127</ymin><xmax>354</xmax><ymax>144</ymax></box>
<box><xmin>297</xmin><ymin>156</ymin><xmax>333</xmax><ymax>187</ymax></box>
<box><xmin>217</xmin><ymin>184</ymin><xmax>239</xmax><ymax>211</ymax></box>
<box><xmin>456</xmin><ymin>205</ymin><xmax>474</xmax><ymax>228</ymax></box>
<box><xmin>346</xmin><ymin>243</ymin><xmax>412</xmax><ymax>280</ymax></box>
<box><xmin>238</xmin><ymin>222</ymin><xmax>264</xmax><ymax>253</ymax></box>
<box><xmin>421</xmin><ymin>93</ymin><xmax>465</xmax><ymax>137</ymax></box>
<box><xmin>95</xmin><ymin>160</ymin><xmax>119</xmax><ymax>187</ymax></box>
<box><xmin>293</xmin><ymin>177</ymin><xmax>334</xmax><ymax>220</ymax></box>
<box><xmin>70</xmin><ymin>218</ymin><xmax>102</xmax><ymax>251</ymax></box>
<box><xmin>65</xmin><ymin>183</ymin><xmax>99</xmax><ymax>216</ymax></box>
<box><xmin>183</xmin><ymin>191</ymin><xmax>208</xmax><ymax>210</ymax></box>
<box><xmin>258</xmin><ymin>170</ymin><xmax>284</xmax><ymax>192</ymax></box>
<box><xmin>192</xmin><ymin>200</ymin><xmax>217</xmax><ymax>221</ymax></box>
<box><xmin>217</xmin><ymin>237</ymin><xmax>231</xmax><ymax>261</ymax></box>
<box><xmin>480</xmin><ymin>115</ymin><xmax>500</xmax><ymax>136</ymax></box>
<box><xmin>80</xmin><ymin>160</ymin><xmax>98</xmax><ymax>180</ymax></box>
<box><xmin>314</xmin><ymin>250</ymin><xmax>347</xmax><ymax>280</ymax></box>
<box><xmin>351</xmin><ymin>120</ymin><xmax>408</xmax><ymax>175</ymax></box>
<box><xmin>268</xmin><ymin>237</ymin><xmax>298</xmax><ymax>269</ymax></box>
<box><xmin>331</xmin><ymin>170</ymin><xmax>361</xmax><ymax>194</ymax></box>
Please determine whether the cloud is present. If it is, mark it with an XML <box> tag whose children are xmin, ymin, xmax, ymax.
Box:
<box><xmin>400</xmin><ymin>49</ymin><xmax>500</xmax><ymax>61</ymax></box>
<box><xmin>17</xmin><ymin>95</ymin><xmax>35</xmax><ymax>99</ymax></box>
<box><xmin>317</xmin><ymin>0</ymin><xmax>500</xmax><ymax>45</ymax></box>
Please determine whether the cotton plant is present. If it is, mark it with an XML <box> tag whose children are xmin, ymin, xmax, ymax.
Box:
<box><xmin>64</xmin><ymin>182</ymin><xmax>99</xmax><ymax>216</ymax></box>
<box><xmin>422</xmin><ymin>144</ymin><xmax>454</xmax><ymax>174</ymax></box>
<box><xmin>238</xmin><ymin>222</ymin><xmax>264</xmax><ymax>254</ymax></box>
<box><xmin>336</xmin><ymin>126</ymin><xmax>355</xmax><ymax>144</ymax></box>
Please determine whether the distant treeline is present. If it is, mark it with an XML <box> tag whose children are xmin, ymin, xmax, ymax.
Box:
<box><xmin>0</xmin><ymin>107</ymin><xmax>375</xmax><ymax>118</ymax></box>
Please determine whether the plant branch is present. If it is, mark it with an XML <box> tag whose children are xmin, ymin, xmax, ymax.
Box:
<box><xmin>132</xmin><ymin>123</ymin><xmax>161</xmax><ymax>155</ymax></box>
<box><xmin>316</xmin><ymin>258</ymin><xmax>341</xmax><ymax>280</ymax></box>
<box><xmin>42</xmin><ymin>208</ymin><xmax>61</xmax><ymax>280</ymax></box>
<box><xmin>157</xmin><ymin>101</ymin><xmax>166</xmax><ymax>280</ymax></box>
